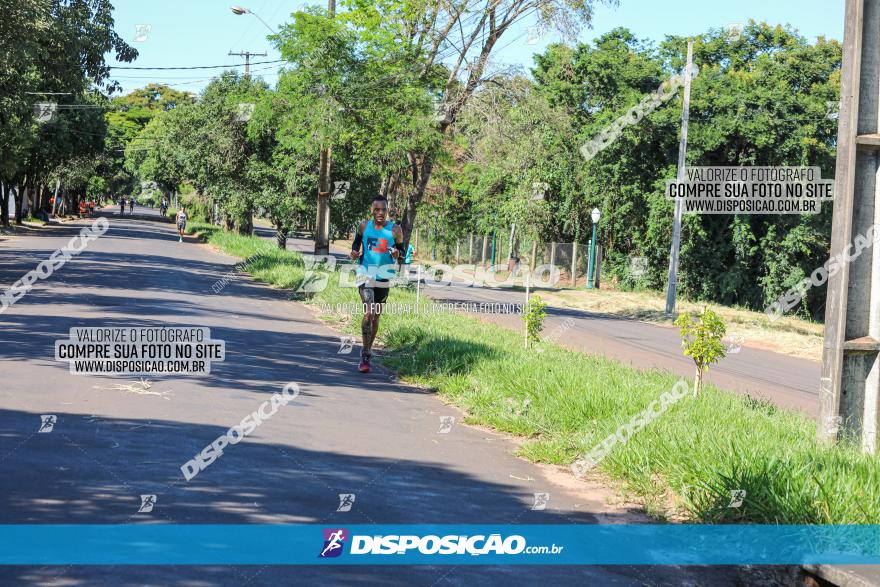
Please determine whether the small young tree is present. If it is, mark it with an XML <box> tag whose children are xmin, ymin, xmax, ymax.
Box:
<box><xmin>523</xmin><ymin>295</ymin><xmax>547</xmax><ymax>348</ymax></box>
<box><xmin>674</xmin><ymin>307</ymin><xmax>727</xmax><ymax>396</ymax></box>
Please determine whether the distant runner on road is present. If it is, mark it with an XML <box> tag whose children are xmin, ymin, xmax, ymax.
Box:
<box><xmin>129</xmin><ymin>198</ymin><xmax>134</xmax><ymax>214</ymax></box>
<box><xmin>176</xmin><ymin>206</ymin><xmax>188</xmax><ymax>242</ymax></box>
<box><xmin>349</xmin><ymin>196</ymin><xmax>404</xmax><ymax>373</ymax></box>
<box><xmin>119</xmin><ymin>197</ymin><xmax>126</xmax><ymax>216</ymax></box>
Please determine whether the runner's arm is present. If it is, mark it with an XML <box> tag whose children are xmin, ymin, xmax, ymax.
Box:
<box><xmin>390</xmin><ymin>225</ymin><xmax>405</xmax><ymax>260</ymax></box>
<box><xmin>349</xmin><ymin>220</ymin><xmax>367</xmax><ymax>260</ymax></box>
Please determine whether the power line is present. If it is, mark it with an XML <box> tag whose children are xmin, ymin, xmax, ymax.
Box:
<box><xmin>110</xmin><ymin>59</ymin><xmax>286</xmax><ymax>71</ymax></box>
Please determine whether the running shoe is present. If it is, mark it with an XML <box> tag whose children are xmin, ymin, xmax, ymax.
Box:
<box><xmin>358</xmin><ymin>353</ymin><xmax>371</xmax><ymax>373</ymax></box>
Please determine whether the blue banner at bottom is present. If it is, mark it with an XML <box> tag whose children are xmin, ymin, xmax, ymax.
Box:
<box><xmin>0</xmin><ymin>525</ymin><xmax>878</xmax><ymax>565</ymax></box>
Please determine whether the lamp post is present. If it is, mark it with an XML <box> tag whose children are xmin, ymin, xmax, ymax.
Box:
<box><xmin>230</xmin><ymin>5</ymin><xmax>276</xmax><ymax>34</ymax></box>
<box><xmin>586</xmin><ymin>208</ymin><xmax>601</xmax><ymax>289</ymax></box>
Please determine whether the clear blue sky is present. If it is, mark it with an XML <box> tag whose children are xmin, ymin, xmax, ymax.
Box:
<box><xmin>106</xmin><ymin>0</ymin><xmax>845</xmax><ymax>95</ymax></box>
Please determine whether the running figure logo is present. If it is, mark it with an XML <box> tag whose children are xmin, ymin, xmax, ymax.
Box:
<box><xmin>728</xmin><ymin>489</ymin><xmax>746</xmax><ymax>508</ymax></box>
<box><xmin>338</xmin><ymin>336</ymin><xmax>355</xmax><ymax>355</ymax></box>
<box><xmin>532</xmin><ymin>492</ymin><xmax>550</xmax><ymax>511</ymax></box>
<box><xmin>138</xmin><ymin>494</ymin><xmax>157</xmax><ymax>513</ymax></box>
<box><xmin>319</xmin><ymin>528</ymin><xmax>349</xmax><ymax>558</ymax></box>
<box><xmin>437</xmin><ymin>416</ymin><xmax>455</xmax><ymax>434</ymax></box>
<box><xmin>38</xmin><ymin>415</ymin><xmax>57</xmax><ymax>433</ymax></box>
<box><xmin>337</xmin><ymin>493</ymin><xmax>355</xmax><ymax>512</ymax></box>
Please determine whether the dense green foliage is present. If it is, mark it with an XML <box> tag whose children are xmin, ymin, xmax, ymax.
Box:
<box><xmin>0</xmin><ymin>0</ymin><xmax>136</xmax><ymax>224</ymax></box>
<box><xmin>447</xmin><ymin>24</ymin><xmax>840</xmax><ymax>318</ymax></box>
<box><xmin>4</xmin><ymin>0</ymin><xmax>842</xmax><ymax>318</ymax></box>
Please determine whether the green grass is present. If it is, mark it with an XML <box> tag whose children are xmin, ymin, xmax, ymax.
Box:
<box><xmin>190</xmin><ymin>223</ymin><xmax>880</xmax><ymax>524</ymax></box>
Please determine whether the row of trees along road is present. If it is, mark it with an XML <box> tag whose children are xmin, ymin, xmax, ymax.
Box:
<box><xmin>0</xmin><ymin>0</ymin><xmax>136</xmax><ymax>226</ymax></box>
<box><xmin>131</xmin><ymin>17</ymin><xmax>839</xmax><ymax>320</ymax></box>
<box><xmin>3</xmin><ymin>1</ymin><xmax>836</xmax><ymax>322</ymax></box>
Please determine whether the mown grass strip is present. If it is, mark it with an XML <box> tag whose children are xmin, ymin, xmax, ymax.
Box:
<box><xmin>188</xmin><ymin>221</ymin><xmax>880</xmax><ymax>524</ymax></box>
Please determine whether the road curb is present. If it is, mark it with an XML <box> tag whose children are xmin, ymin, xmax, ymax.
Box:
<box><xmin>804</xmin><ymin>565</ymin><xmax>880</xmax><ymax>587</ymax></box>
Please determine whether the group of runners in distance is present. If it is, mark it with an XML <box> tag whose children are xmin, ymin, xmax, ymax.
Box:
<box><xmin>106</xmin><ymin>191</ymin><xmax>398</xmax><ymax>370</ymax></box>
<box><xmin>118</xmin><ymin>196</ymin><xmax>135</xmax><ymax>215</ymax></box>
<box><xmin>114</xmin><ymin>194</ymin><xmax>186</xmax><ymax>242</ymax></box>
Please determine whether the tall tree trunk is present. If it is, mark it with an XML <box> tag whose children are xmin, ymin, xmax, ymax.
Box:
<box><xmin>238</xmin><ymin>208</ymin><xmax>253</xmax><ymax>235</ymax></box>
<box><xmin>24</xmin><ymin>182</ymin><xmax>34</xmax><ymax>217</ymax></box>
<box><xmin>398</xmin><ymin>156</ymin><xmax>433</xmax><ymax>249</ymax></box>
<box><xmin>14</xmin><ymin>183</ymin><xmax>25</xmax><ymax>225</ymax></box>
<box><xmin>275</xmin><ymin>221</ymin><xmax>287</xmax><ymax>249</ymax></box>
<box><xmin>0</xmin><ymin>183</ymin><xmax>9</xmax><ymax>227</ymax></box>
<box><xmin>38</xmin><ymin>182</ymin><xmax>47</xmax><ymax>211</ymax></box>
<box><xmin>52</xmin><ymin>180</ymin><xmax>61</xmax><ymax>216</ymax></box>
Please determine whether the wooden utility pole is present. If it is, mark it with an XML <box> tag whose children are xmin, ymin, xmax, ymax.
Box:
<box><xmin>819</xmin><ymin>0</ymin><xmax>880</xmax><ymax>453</ymax></box>
<box><xmin>314</xmin><ymin>0</ymin><xmax>336</xmax><ymax>255</ymax></box>
<box><xmin>227</xmin><ymin>50</ymin><xmax>267</xmax><ymax>77</ymax></box>
<box><xmin>664</xmin><ymin>40</ymin><xmax>694</xmax><ymax>316</ymax></box>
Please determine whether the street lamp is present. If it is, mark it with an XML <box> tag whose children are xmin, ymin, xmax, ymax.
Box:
<box><xmin>586</xmin><ymin>207</ymin><xmax>601</xmax><ymax>289</ymax></box>
<box><xmin>230</xmin><ymin>5</ymin><xmax>276</xmax><ymax>34</ymax></box>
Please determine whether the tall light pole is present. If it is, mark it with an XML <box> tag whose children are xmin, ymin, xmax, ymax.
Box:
<box><xmin>314</xmin><ymin>0</ymin><xmax>335</xmax><ymax>255</ymax></box>
<box><xmin>230</xmin><ymin>6</ymin><xmax>273</xmax><ymax>77</ymax></box>
<box><xmin>586</xmin><ymin>208</ymin><xmax>601</xmax><ymax>289</ymax></box>
<box><xmin>664</xmin><ymin>40</ymin><xmax>694</xmax><ymax>315</ymax></box>
<box><xmin>230</xmin><ymin>6</ymin><xmax>276</xmax><ymax>34</ymax></box>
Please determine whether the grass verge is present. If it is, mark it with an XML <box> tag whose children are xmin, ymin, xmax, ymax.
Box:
<box><xmin>188</xmin><ymin>222</ymin><xmax>879</xmax><ymax>524</ymax></box>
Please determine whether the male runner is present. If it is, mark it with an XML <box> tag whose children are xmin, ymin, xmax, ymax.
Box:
<box><xmin>176</xmin><ymin>206</ymin><xmax>188</xmax><ymax>242</ymax></box>
<box><xmin>349</xmin><ymin>196</ymin><xmax>404</xmax><ymax>373</ymax></box>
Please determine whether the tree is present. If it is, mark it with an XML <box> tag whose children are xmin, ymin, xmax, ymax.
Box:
<box><xmin>275</xmin><ymin>0</ymin><xmax>615</xmax><ymax>248</ymax></box>
<box><xmin>0</xmin><ymin>0</ymin><xmax>136</xmax><ymax>225</ymax></box>
<box><xmin>675</xmin><ymin>307</ymin><xmax>726</xmax><ymax>396</ymax></box>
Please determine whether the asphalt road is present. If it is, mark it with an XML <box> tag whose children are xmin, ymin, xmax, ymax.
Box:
<box><xmin>269</xmin><ymin>229</ymin><xmax>821</xmax><ymax>417</ymax></box>
<box><xmin>0</xmin><ymin>209</ymin><xmax>785</xmax><ymax>585</ymax></box>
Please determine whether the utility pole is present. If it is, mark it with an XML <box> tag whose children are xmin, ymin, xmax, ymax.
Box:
<box><xmin>664</xmin><ymin>40</ymin><xmax>694</xmax><ymax>316</ymax></box>
<box><xmin>227</xmin><ymin>50</ymin><xmax>267</xmax><ymax>77</ymax></box>
<box><xmin>819</xmin><ymin>0</ymin><xmax>880</xmax><ymax>454</ymax></box>
<box><xmin>314</xmin><ymin>0</ymin><xmax>336</xmax><ymax>255</ymax></box>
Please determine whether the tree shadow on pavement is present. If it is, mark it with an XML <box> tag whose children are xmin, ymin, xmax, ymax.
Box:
<box><xmin>0</xmin><ymin>407</ymin><xmax>773</xmax><ymax>587</ymax></box>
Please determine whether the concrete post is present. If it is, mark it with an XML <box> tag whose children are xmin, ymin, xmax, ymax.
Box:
<box><xmin>530</xmin><ymin>241</ymin><xmax>538</xmax><ymax>272</ymax></box>
<box><xmin>820</xmin><ymin>0</ymin><xmax>880</xmax><ymax>453</ymax></box>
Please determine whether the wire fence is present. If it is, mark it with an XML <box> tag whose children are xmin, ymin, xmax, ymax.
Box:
<box><xmin>410</xmin><ymin>228</ymin><xmax>603</xmax><ymax>289</ymax></box>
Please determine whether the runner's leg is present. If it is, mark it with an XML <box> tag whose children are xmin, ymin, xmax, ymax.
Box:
<box><xmin>359</xmin><ymin>285</ymin><xmax>377</xmax><ymax>354</ymax></box>
<box><xmin>363</xmin><ymin>284</ymin><xmax>388</xmax><ymax>356</ymax></box>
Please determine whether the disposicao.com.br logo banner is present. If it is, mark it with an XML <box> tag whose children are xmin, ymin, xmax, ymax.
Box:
<box><xmin>1</xmin><ymin>525</ymin><xmax>880</xmax><ymax>565</ymax></box>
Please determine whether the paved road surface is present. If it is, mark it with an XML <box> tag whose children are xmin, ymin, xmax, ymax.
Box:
<box><xmin>0</xmin><ymin>210</ymin><xmax>777</xmax><ymax>585</ymax></box>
